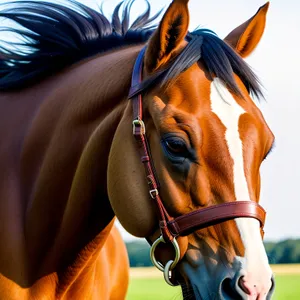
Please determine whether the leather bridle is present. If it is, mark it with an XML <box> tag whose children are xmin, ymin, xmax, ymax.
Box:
<box><xmin>128</xmin><ymin>47</ymin><xmax>266</xmax><ymax>286</ymax></box>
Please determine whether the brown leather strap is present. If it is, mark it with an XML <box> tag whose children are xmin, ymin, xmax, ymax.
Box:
<box><xmin>167</xmin><ymin>201</ymin><xmax>266</xmax><ymax>237</ymax></box>
<box><xmin>130</xmin><ymin>47</ymin><xmax>145</xmax><ymax>120</ymax></box>
<box><xmin>130</xmin><ymin>48</ymin><xmax>174</xmax><ymax>242</ymax></box>
<box><xmin>129</xmin><ymin>46</ymin><xmax>267</xmax><ymax>243</ymax></box>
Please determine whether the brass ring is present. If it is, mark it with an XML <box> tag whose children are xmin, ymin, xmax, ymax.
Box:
<box><xmin>150</xmin><ymin>235</ymin><xmax>180</xmax><ymax>272</ymax></box>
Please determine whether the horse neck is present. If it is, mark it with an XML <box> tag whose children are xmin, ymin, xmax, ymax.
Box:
<box><xmin>17</xmin><ymin>45</ymin><xmax>142</xmax><ymax>279</ymax></box>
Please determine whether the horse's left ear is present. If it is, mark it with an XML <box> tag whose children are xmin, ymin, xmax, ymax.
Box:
<box><xmin>144</xmin><ymin>0</ymin><xmax>189</xmax><ymax>73</ymax></box>
<box><xmin>224</xmin><ymin>2</ymin><xmax>269</xmax><ymax>58</ymax></box>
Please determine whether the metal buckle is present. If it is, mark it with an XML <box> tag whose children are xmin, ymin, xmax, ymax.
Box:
<box><xmin>132</xmin><ymin>119</ymin><xmax>145</xmax><ymax>135</ymax></box>
<box><xmin>150</xmin><ymin>235</ymin><xmax>180</xmax><ymax>272</ymax></box>
<box><xmin>149</xmin><ymin>188</ymin><xmax>158</xmax><ymax>199</ymax></box>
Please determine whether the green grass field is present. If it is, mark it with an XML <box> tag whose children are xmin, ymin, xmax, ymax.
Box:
<box><xmin>126</xmin><ymin>265</ymin><xmax>300</xmax><ymax>300</ymax></box>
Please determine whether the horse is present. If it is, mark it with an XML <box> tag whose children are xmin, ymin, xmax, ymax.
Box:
<box><xmin>0</xmin><ymin>0</ymin><xmax>275</xmax><ymax>299</ymax></box>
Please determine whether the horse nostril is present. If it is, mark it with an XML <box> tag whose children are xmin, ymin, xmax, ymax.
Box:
<box><xmin>236</xmin><ymin>274</ymin><xmax>275</xmax><ymax>299</ymax></box>
<box><xmin>219</xmin><ymin>274</ymin><xmax>275</xmax><ymax>300</ymax></box>
<box><xmin>238</xmin><ymin>276</ymin><xmax>253</xmax><ymax>296</ymax></box>
<box><xmin>220</xmin><ymin>277</ymin><xmax>241</xmax><ymax>299</ymax></box>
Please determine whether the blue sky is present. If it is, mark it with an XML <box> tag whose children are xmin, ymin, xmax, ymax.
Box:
<box><xmin>2</xmin><ymin>0</ymin><xmax>299</xmax><ymax>241</ymax></box>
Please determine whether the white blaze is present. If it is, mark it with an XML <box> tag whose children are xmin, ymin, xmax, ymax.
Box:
<box><xmin>210</xmin><ymin>78</ymin><xmax>270</xmax><ymax>275</ymax></box>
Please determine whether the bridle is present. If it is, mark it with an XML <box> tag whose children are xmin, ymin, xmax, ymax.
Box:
<box><xmin>128</xmin><ymin>46</ymin><xmax>266</xmax><ymax>286</ymax></box>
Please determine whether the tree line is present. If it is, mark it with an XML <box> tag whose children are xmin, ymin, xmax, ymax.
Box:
<box><xmin>125</xmin><ymin>239</ymin><xmax>300</xmax><ymax>267</ymax></box>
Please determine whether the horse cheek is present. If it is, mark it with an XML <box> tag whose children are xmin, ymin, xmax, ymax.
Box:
<box><xmin>107</xmin><ymin>110</ymin><xmax>157</xmax><ymax>237</ymax></box>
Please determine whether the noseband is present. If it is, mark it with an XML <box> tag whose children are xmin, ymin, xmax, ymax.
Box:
<box><xmin>128</xmin><ymin>47</ymin><xmax>266</xmax><ymax>286</ymax></box>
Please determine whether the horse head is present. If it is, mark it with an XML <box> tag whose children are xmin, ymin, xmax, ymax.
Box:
<box><xmin>108</xmin><ymin>1</ymin><xmax>274</xmax><ymax>299</ymax></box>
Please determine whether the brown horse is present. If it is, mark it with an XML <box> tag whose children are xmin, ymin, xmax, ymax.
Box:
<box><xmin>0</xmin><ymin>0</ymin><xmax>275</xmax><ymax>299</ymax></box>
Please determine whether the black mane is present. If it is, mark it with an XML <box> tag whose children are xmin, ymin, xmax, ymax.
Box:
<box><xmin>0</xmin><ymin>0</ymin><xmax>159</xmax><ymax>90</ymax></box>
<box><xmin>0</xmin><ymin>0</ymin><xmax>262</xmax><ymax>98</ymax></box>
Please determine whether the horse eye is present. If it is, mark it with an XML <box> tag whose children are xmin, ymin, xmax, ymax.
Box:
<box><xmin>165</xmin><ymin>138</ymin><xmax>188</xmax><ymax>156</ymax></box>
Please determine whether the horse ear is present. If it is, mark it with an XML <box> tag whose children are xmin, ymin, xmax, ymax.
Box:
<box><xmin>224</xmin><ymin>2</ymin><xmax>269</xmax><ymax>58</ymax></box>
<box><xmin>144</xmin><ymin>0</ymin><xmax>189</xmax><ymax>73</ymax></box>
